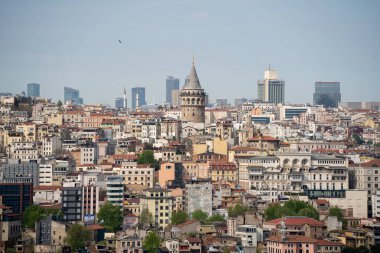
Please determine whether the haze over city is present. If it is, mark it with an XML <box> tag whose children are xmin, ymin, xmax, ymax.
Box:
<box><xmin>0</xmin><ymin>0</ymin><xmax>379</xmax><ymax>105</ymax></box>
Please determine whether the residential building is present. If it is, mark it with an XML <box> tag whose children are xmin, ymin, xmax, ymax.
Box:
<box><xmin>106</xmin><ymin>176</ymin><xmax>124</xmax><ymax>208</ymax></box>
<box><xmin>61</xmin><ymin>182</ymin><xmax>82</xmax><ymax>223</ymax></box>
<box><xmin>140</xmin><ymin>187</ymin><xmax>173</xmax><ymax>229</ymax></box>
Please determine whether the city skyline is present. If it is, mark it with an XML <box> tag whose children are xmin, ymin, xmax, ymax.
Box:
<box><xmin>0</xmin><ymin>1</ymin><xmax>379</xmax><ymax>105</ymax></box>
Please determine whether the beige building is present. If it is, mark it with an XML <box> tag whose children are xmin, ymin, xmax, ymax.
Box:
<box><xmin>140</xmin><ymin>188</ymin><xmax>173</xmax><ymax>229</ymax></box>
<box><xmin>115</xmin><ymin>163</ymin><xmax>154</xmax><ymax>188</ymax></box>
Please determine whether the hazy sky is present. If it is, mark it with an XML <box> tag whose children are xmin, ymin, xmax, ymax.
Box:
<box><xmin>1</xmin><ymin>0</ymin><xmax>379</xmax><ymax>106</ymax></box>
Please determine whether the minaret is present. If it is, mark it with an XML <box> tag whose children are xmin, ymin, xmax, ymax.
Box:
<box><xmin>135</xmin><ymin>91</ymin><xmax>140</xmax><ymax>111</ymax></box>
<box><xmin>180</xmin><ymin>58</ymin><xmax>206</xmax><ymax>123</ymax></box>
<box><xmin>123</xmin><ymin>86</ymin><xmax>127</xmax><ymax>109</ymax></box>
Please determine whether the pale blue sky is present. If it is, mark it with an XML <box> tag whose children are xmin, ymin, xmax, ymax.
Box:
<box><xmin>0</xmin><ymin>0</ymin><xmax>379</xmax><ymax>106</ymax></box>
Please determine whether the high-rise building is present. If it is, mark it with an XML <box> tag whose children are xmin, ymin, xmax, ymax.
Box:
<box><xmin>64</xmin><ymin>87</ymin><xmax>83</xmax><ymax>105</ymax></box>
<box><xmin>61</xmin><ymin>182</ymin><xmax>83</xmax><ymax>222</ymax></box>
<box><xmin>27</xmin><ymin>83</ymin><xmax>40</xmax><ymax>97</ymax></box>
<box><xmin>166</xmin><ymin>76</ymin><xmax>180</xmax><ymax>105</ymax></box>
<box><xmin>258</xmin><ymin>67</ymin><xmax>285</xmax><ymax>104</ymax></box>
<box><xmin>115</xmin><ymin>98</ymin><xmax>124</xmax><ymax>109</ymax></box>
<box><xmin>257</xmin><ymin>81</ymin><xmax>264</xmax><ymax>101</ymax></box>
<box><xmin>215</xmin><ymin>98</ymin><xmax>229</xmax><ymax>107</ymax></box>
<box><xmin>180</xmin><ymin>59</ymin><xmax>206</xmax><ymax>123</ymax></box>
<box><xmin>313</xmin><ymin>82</ymin><xmax>341</xmax><ymax>108</ymax></box>
<box><xmin>131</xmin><ymin>87</ymin><xmax>146</xmax><ymax>110</ymax></box>
<box><xmin>171</xmin><ymin>90</ymin><xmax>181</xmax><ymax>108</ymax></box>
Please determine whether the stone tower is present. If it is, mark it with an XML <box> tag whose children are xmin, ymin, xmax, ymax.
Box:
<box><xmin>180</xmin><ymin>59</ymin><xmax>206</xmax><ymax>123</ymax></box>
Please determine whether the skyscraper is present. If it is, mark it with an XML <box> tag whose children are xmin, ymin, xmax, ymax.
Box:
<box><xmin>257</xmin><ymin>67</ymin><xmax>285</xmax><ymax>104</ymax></box>
<box><xmin>180</xmin><ymin>59</ymin><xmax>206</xmax><ymax>123</ymax></box>
<box><xmin>27</xmin><ymin>83</ymin><xmax>40</xmax><ymax>97</ymax></box>
<box><xmin>313</xmin><ymin>82</ymin><xmax>341</xmax><ymax>108</ymax></box>
<box><xmin>131</xmin><ymin>87</ymin><xmax>146</xmax><ymax>110</ymax></box>
<box><xmin>64</xmin><ymin>87</ymin><xmax>83</xmax><ymax>105</ymax></box>
<box><xmin>115</xmin><ymin>98</ymin><xmax>124</xmax><ymax>109</ymax></box>
<box><xmin>166</xmin><ymin>76</ymin><xmax>180</xmax><ymax>105</ymax></box>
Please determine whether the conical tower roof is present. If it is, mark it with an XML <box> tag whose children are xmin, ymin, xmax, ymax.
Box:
<box><xmin>183</xmin><ymin>59</ymin><xmax>202</xmax><ymax>90</ymax></box>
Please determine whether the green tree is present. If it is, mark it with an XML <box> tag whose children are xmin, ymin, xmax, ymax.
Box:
<box><xmin>228</xmin><ymin>204</ymin><xmax>250</xmax><ymax>217</ymax></box>
<box><xmin>97</xmin><ymin>202</ymin><xmax>123</xmax><ymax>232</ymax></box>
<box><xmin>137</xmin><ymin>150</ymin><xmax>159</xmax><ymax>169</ymax></box>
<box><xmin>207</xmin><ymin>214</ymin><xmax>225</xmax><ymax>224</ymax></box>
<box><xmin>23</xmin><ymin>205</ymin><xmax>62</xmax><ymax>230</ymax></box>
<box><xmin>65</xmin><ymin>224</ymin><xmax>91</xmax><ymax>252</ymax></box>
<box><xmin>139</xmin><ymin>209</ymin><xmax>154</xmax><ymax>229</ymax></box>
<box><xmin>329</xmin><ymin>206</ymin><xmax>347</xmax><ymax>229</ymax></box>
<box><xmin>192</xmin><ymin>210</ymin><xmax>208</xmax><ymax>224</ymax></box>
<box><xmin>297</xmin><ymin>207</ymin><xmax>319</xmax><ymax>220</ymax></box>
<box><xmin>264</xmin><ymin>200</ymin><xmax>319</xmax><ymax>221</ymax></box>
<box><xmin>170</xmin><ymin>211</ymin><xmax>188</xmax><ymax>225</ymax></box>
<box><xmin>143</xmin><ymin>231</ymin><xmax>161</xmax><ymax>253</ymax></box>
<box><xmin>57</xmin><ymin>100</ymin><xmax>63</xmax><ymax>108</ymax></box>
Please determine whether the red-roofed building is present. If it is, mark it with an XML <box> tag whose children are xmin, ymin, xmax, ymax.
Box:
<box><xmin>247</xmin><ymin>135</ymin><xmax>281</xmax><ymax>151</ymax></box>
<box><xmin>267</xmin><ymin>235</ymin><xmax>318</xmax><ymax>253</ymax></box>
<box><xmin>264</xmin><ymin>216</ymin><xmax>327</xmax><ymax>239</ymax></box>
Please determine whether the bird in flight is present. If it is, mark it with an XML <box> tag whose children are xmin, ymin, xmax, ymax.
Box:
<box><xmin>118</xmin><ymin>40</ymin><xmax>122</xmax><ymax>44</ymax></box>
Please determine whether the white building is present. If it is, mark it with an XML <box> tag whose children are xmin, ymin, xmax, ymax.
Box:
<box><xmin>236</xmin><ymin>225</ymin><xmax>260</xmax><ymax>247</ymax></box>
<box><xmin>237</xmin><ymin>153</ymin><xmax>349</xmax><ymax>202</ymax></box>
<box><xmin>39</xmin><ymin>163</ymin><xmax>53</xmax><ymax>186</ymax></box>
<box><xmin>42</xmin><ymin>134</ymin><xmax>61</xmax><ymax>156</ymax></box>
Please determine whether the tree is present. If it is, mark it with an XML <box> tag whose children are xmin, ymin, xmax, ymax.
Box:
<box><xmin>228</xmin><ymin>204</ymin><xmax>250</xmax><ymax>217</ymax></box>
<box><xmin>97</xmin><ymin>202</ymin><xmax>123</xmax><ymax>232</ymax></box>
<box><xmin>297</xmin><ymin>207</ymin><xmax>319</xmax><ymax>220</ymax></box>
<box><xmin>207</xmin><ymin>214</ymin><xmax>225</xmax><ymax>224</ymax></box>
<box><xmin>329</xmin><ymin>206</ymin><xmax>347</xmax><ymax>229</ymax></box>
<box><xmin>65</xmin><ymin>224</ymin><xmax>91</xmax><ymax>252</ymax></box>
<box><xmin>57</xmin><ymin>100</ymin><xmax>63</xmax><ymax>108</ymax></box>
<box><xmin>137</xmin><ymin>150</ymin><xmax>159</xmax><ymax>169</ymax></box>
<box><xmin>143</xmin><ymin>231</ymin><xmax>160</xmax><ymax>253</ymax></box>
<box><xmin>170</xmin><ymin>211</ymin><xmax>188</xmax><ymax>225</ymax></box>
<box><xmin>264</xmin><ymin>200</ymin><xmax>319</xmax><ymax>221</ymax></box>
<box><xmin>23</xmin><ymin>205</ymin><xmax>62</xmax><ymax>230</ymax></box>
<box><xmin>139</xmin><ymin>208</ymin><xmax>154</xmax><ymax>229</ymax></box>
<box><xmin>192</xmin><ymin>210</ymin><xmax>208</xmax><ymax>224</ymax></box>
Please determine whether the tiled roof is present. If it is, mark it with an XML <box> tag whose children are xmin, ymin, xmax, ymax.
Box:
<box><xmin>265</xmin><ymin>216</ymin><xmax>324</xmax><ymax>227</ymax></box>
<box><xmin>268</xmin><ymin>235</ymin><xmax>317</xmax><ymax>243</ymax></box>
<box><xmin>248</xmin><ymin>136</ymin><xmax>279</xmax><ymax>141</ymax></box>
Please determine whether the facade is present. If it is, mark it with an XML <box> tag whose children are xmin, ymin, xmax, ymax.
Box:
<box><xmin>236</xmin><ymin>225</ymin><xmax>260</xmax><ymax>247</ymax></box>
<box><xmin>166</xmin><ymin>76</ymin><xmax>180</xmax><ymax>105</ymax></box>
<box><xmin>180</xmin><ymin>60</ymin><xmax>206</xmax><ymax>123</ymax></box>
<box><xmin>35</xmin><ymin>216</ymin><xmax>66</xmax><ymax>247</ymax></box>
<box><xmin>237</xmin><ymin>153</ymin><xmax>349</xmax><ymax>201</ymax></box>
<box><xmin>27</xmin><ymin>83</ymin><xmax>40</xmax><ymax>97</ymax></box>
<box><xmin>131</xmin><ymin>87</ymin><xmax>146</xmax><ymax>110</ymax></box>
<box><xmin>140</xmin><ymin>188</ymin><xmax>173</xmax><ymax>229</ymax></box>
<box><xmin>0</xmin><ymin>183</ymin><xmax>33</xmax><ymax>219</ymax></box>
<box><xmin>106</xmin><ymin>176</ymin><xmax>124</xmax><ymax>208</ymax></box>
<box><xmin>61</xmin><ymin>183</ymin><xmax>83</xmax><ymax>222</ymax></box>
<box><xmin>313</xmin><ymin>82</ymin><xmax>341</xmax><ymax>108</ymax></box>
<box><xmin>257</xmin><ymin>81</ymin><xmax>265</xmax><ymax>101</ymax></box>
<box><xmin>280</xmin><ymin>106</ymin><xmax>308</xmax><ymax>121</ymax></box>
<box><xmin>185</xmin><ymin>180</ymin><xmax>212</xmax><ymax>217</ymax></box>
<box><xmin>64</xmin><ymin>87</ymin><xmax>83</xmax><ymax>105</ymax></box>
